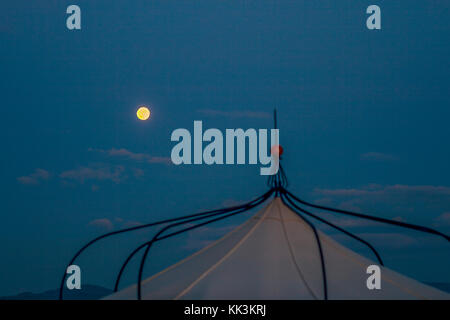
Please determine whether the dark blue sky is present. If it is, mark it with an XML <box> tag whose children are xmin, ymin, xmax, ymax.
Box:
<box><xmin>1</xmin><ymin>1</ymin><xmax>449</xmax><ymax>296</ymax></box>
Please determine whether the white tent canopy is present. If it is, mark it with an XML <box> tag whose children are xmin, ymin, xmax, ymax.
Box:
<box><xmin>105</xmin><ymin>198</ymin><xmax>449</xmax><ymax>300</ymax></box>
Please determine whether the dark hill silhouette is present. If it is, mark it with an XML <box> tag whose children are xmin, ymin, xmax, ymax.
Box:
<box><xmin>0</xmin><ymin>285</ymin><xmax>113</xmax><ymax>300</ymax></box>
<box><xmin>1</xmin><ymin>283</ymin><xmax>448</xmax><ymax>300</ymax></box>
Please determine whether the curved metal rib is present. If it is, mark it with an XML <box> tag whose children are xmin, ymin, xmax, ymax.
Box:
<box><xmin>282</xmin><ymin>187</ymin><xmax>450</xmax><ymax>242</ymax></box>
<box><xmin>59</xmin><ymin>189</ymin><xmax>274</xmax><ymax>300</ymax></box>
<box><xmin>280</xmin><ymin>193</ymin><xmax>328</xmax><ymax>300</ymax></box>
<box><xmin>113</xmin><ymin>189</ymin><xmax>273</xmax><ymax>293</ymax></box>
<box><xmin>134</xmin><ymin>190</ymin><xmax>274</xmax><ymax>299</ymax></box>
<box><xmin>282</xmin><ymin>191</ymin><xmax>383</xmax><ymax>265</ymax></box>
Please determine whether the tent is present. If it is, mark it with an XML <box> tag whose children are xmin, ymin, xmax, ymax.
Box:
<box><xmin>104</xmin><ymin>197</ymin><xmax>449</xmax><ymax>300</ymax></box>
<box><xmin>60</xmin><ymin>110</ymin><xmax>449</xmax><ymax>300</ymax></box>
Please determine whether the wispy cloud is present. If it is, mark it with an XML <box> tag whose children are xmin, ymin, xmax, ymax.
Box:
<box><xmin>434</xmin><ymin>212</ymin><xmax>450</xmax><ymax>227</ymax></box>
<box><xmin>197</xmin><ymin>109</ymin><xmax>271</xmax><ymax>119</ymax></box>
<box><xmin>360</xmin><ymin>152</ymin><xmax>398</xmax><ymax>162</ymax></box>
<box><xmin>315</xmin><ymin>184</ymin><xmax>450</xmax><ymax>197</ymax></box>
<box><xmin>313</xmin><ymin>184</ymin><xmax>450</xmax><ymax>224</ymax></box>
<box><xmin>17</xmin><ymin>169</ymin><xmax>50</xmax><ymax>185</ymax></box>
<box><xmin>87</xmin><ymin>217</ymin><xmax>143</xmax><ymax>232</ymax></box>
<box><xmin>90</xmin><ymin>148</ymin><xmax>171</xmax><ymax>164</ymax></box>
<box><xmin>132</xmin><ymin>168</ymin><xmax>145</xmax><ymax>178</ymax></box>
<box><xmin>87</xmin><ymin>218</ymin><xmax>114</xmax><ymax>231</ymax></box>
<box><xmin>60</xmin><ymin>165</ymin><xmax>126</xmax><ymax>184</ymax></box>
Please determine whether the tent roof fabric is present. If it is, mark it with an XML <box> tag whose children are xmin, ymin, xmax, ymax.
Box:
<box><xmin>105</xmin><ymin>198</ymin><xmax>449</xmax><ymax>300</ymax></box>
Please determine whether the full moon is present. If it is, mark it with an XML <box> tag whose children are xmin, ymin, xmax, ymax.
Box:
<box><xmin>136</xmin><ymin>106</ymin><xmax>150</xmax><ymax>120</ymax></box>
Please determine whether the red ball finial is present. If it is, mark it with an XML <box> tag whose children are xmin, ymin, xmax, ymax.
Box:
<box><xmin>271</xmin><ymin>145</ymin><xmax>284</xmax><ymax>157</ymax></box>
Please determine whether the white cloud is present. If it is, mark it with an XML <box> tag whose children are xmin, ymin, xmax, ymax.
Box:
<box><xmin>314</xmin><ymin>184</ymin><xmax>450</xmax><ymax>197</ymax></box>
<box><xmin>360</xmin><ymin>152</ymin><xmax>398</xmax><ymax>162</ymax></box>
<box><xmin>197</xmin><ymin>109</ymin><xmax>271</xmax><ymax>119</ymax></box>
<box><xmin>87</xmin><ymin>218</ymin><xmax>114</xmax><ymax>231</ymax></box>
<box><xmin>17</xmin><ymin>169</ymin><xmax>50</xmax><ymax>185</ymax></box>
<box><xmin>90</xmin><ymin>148</ymin><xmax>171</xmax><ymax>164</ymax></box>
<box><xmin>312</xmin><ymin>184</ymin><xmax>450</xmax><ymax>224</ymax></box>
<box><xmin>434</xmin><ymin>212</ymin><xmax>450</xmax><ymax>227</ymax></box>
<box><xmin>87</xmin><ymin>217</ymin><xmax>144</xmax><ymax>232</ymax></box>
<box><xmin>59</xmin><ymin>165</ymin><xmax>125</xmax><ymax>184</ymax></box>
